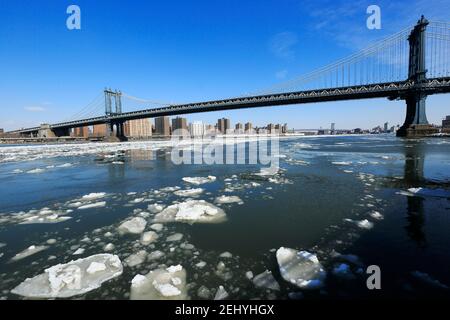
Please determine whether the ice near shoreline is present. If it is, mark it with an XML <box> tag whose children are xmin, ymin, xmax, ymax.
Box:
<box><xmin>276</xmin><ymin>247</ymin><xmax>326</xmax><ymax>289</ymax></box>
<box><xmin>11</xmin><ymin>254</ymin><xmax>123</xmax><ymax>298</ymax></box>
<box><xmin>153</xmin><ymin>200</ymin><xmax>226</xmax><ymax>224</ymax></box>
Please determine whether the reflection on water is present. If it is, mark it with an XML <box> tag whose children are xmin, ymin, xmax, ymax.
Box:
<box><xmin>403</xmin><ymin>142</ymin><xmax>427</xmax><ymax>248</ymax></box>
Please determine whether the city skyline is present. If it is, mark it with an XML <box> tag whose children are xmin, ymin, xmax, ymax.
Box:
<box><xmin>1</xmin><ymin>1</ymin><xmax>450</xmax><ymax>131</ymax></box>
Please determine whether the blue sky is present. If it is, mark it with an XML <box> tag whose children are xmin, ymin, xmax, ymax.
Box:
<box><xmin>0</xmin><ymin>0</ymin><xmax>449</xmax><ymax>131</ymax></box>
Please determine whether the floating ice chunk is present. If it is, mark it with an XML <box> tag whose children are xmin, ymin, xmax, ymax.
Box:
<box><xmin>356</xmin><ymin>219</ymin><xmax>373</xmax><ymax>229</ymax></box>
<box><xmin>130</xmin><ymin>198</ymin><xmax>145</xmax><ymax>204</ymax></box>
<box><xmin>219</xmin><ymin>252</ymin><xmax>233</xmax><ymax>258</ymax></box>
<box><xmin>73</xmin><ymin>248</ymin><xmax>85</xmax><ymax>255</ymax></box>
<box><xmin>214</xmin><ymin>285</ymin><xmax>229</xmax><ymax>300</ymax></box>
<box><xmin>130</xmin><ymin>265</ymin><xmax>187</xmax><ymax>300</ymax></box>
<box><xmin>118</xmin><ymin>217</ymin><xmax>147</xmax><ymax>234</ymax></box>
<box><xmin>81</xmin><ymin>193</ymin><xmax>106</xmax><ymax>201</ymax></box>
<box><xmin>147</xmin><ymin>250</ymin><xmax>164</xmax><ymax>261</ymax></box>
<box><xmin>77</xmin><ymin>201</ymin><xmax>106</xmax><ymax>210</ymax></box>
<box><xmin>20</xmin><ymin>214</ymin><xmax>71</xmax><ymax>224</ymax></box>
<box><xmin>166</xmin><ymin>233</ymin><xmax>183</xmax><ymax>242</ymax></box>
<box><xmin>148</xmin><ymin>204</ymin><xmax>165</xmax><ymax>214</ymax></box>
<box><xmin>27</xmin><ymin>168</ymin><xmax>45</xmax><ymax>174</ymax></box>
<box><xmin>141</xmin><ymin>231</ymin><xmax>158</xmax><ymax>245</ymax></box>
<box><xmin>369</xmin><ymin>211</ymin><xmax>384</xmax><ymax>220</ymax></box>
<box><xmin>12</xmin><ymin>169</ymin><xmax>23</xmax><ymax>174</ymax></box>
<box><xmin>245</xmin><ymin>271</ymin><xmax>254</xmax><ymax>280</ymax></box>
<box><xmin>406</xmin><ymin>187</ymin><xmax>450</xmax><ymax>198</ymax></box>
<box><xmin>11</xmin><ymin>254</ymin><xmax>123</xmax><ymax>298</ymax></box>
<box><xmin>153</xmin><ymin>200</ymin><xmax>226</xmax><ymax>224</ymax></box>
<box><xmin>276</xmin><ymin>247</ymin><xmax>326</xmax><ymax>289</ymax></box>
<box><xmin>411</xmin><ymin>271</ymin><xmax>449</xmax><ymax>290</ymax></box>
<box><xmin>215</xmin><ymin>195</ymin><xmax>243</xmax><ymax>204</ymax></box>
<box><xmin>252</xmin><ymin>270</ymin><xmax>280</xmax><ymax>291</ymax></box>
<box><xmin>125</xmin><ymin>250</ymin><xmax>147</xmax><ymax>267</ymax></box>
<box><xmin>167</xmin><ymin>265</ymin><xmax>183</xmax><ymax>273</ymax></box>
<box><xmin>86</xmin><ymin>262</ymin><xmax>106</xmax><ymax>274</ymax></box>
<box><xmin>182</xmin><ymin>176</ymin><xmax>216</xmax><ymax>185</ymax></box>
<box><xmin>332</xmin><ymin>161</ymin><xmax>351</xmax><ymax>166</ymax></box>
<box><xmin>103</xmin><ymin>243</ymin><xmax>115</xmax><ymax>252</ymax></box>
<box><xmin>57</xmin><ymin>163</ymin><xmax>72</xmax><ymax>168</ymax></box>
<box><xmin>150</xmin><ymin>223</ymin><xmax>163</xmax><ymax>231</ymax></box>
<box><xmin>195</xmin><ymin>261</ymin><xmax>207</xmax><ymax>268</ymax></box>
<box><xmin>174</xmin><ymin>188</ymin><xmax>204</xmax><ymax>197</ymax></box>
<box><xmin>10</xmin><ymin>245</ymin><xmax>49</xmax><ymax>262</ymax></box>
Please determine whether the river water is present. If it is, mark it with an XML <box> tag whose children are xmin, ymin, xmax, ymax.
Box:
<box><xmin>0</xmin><ymin>135</ymin><xmax>449</xmax><ymax>299</ymax></box>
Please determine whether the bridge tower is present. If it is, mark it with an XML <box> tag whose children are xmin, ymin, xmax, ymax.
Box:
<box><xmin>104</xmin><ymin>88</ymin><xmax>126</xmax><ymax>141</ymax></box>
<box><xmin>397</xmin><ymin>16</ymin><xmax>438</xmax><ymax>137</ymax></box>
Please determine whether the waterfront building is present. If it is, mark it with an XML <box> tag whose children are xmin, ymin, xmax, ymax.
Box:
<box><xmin>217</xmin><ymin>118</ymin><xmax>230</xmax><ymax>134</ymax></box>
<box><xmin>155</xmin><ymin>116</ymin><xmax>170</xmax><ymax>136</ymax></box>
<box><xmin>124</xmin><ymin>118</ymin><xmax>152</xmax><ymax>137</ymax></box>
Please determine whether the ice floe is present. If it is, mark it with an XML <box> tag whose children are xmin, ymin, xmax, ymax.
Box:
<box><xmin>402</xmin><ymin>187</ymin><xmax>450</xmax><ymax>198</ymax></box>
<box><xmin>140</xmin><ymin>231</ymin><xmax>158</xmax><ymax>245</ymax></box>
<box><xmin>252</xmin><ymin>270</ymin><xmax>280</xmax><ymax>291</ymax></box>
<box><xmin>11</xmin><ymin>254</ymin><xmax>123</xmax><ymax>298</ymax></box>
<box><xmin>77</xmin><ymin>201</ymin><xmax>106</xmax><ymax>210</ymax></box>
<box><xmin>276</xmin><ymin>247</ymin><xmax>326</xmax><ymax>289</ymax></box>
<box><xmin>214</xmin><ymin>285</ymin><xmax>229</xmax><ymax>300</ymax></box>
<box><xmin>182</xmin><ymin>176</ymin><xmax>216</xmax><ymax>185</ymax></box>
<box><xmin>130</xmin><ymin>265</ymin><xmax>187</xmax><ymax>300</ymax></box>
<box><xmin>173</xmin><ymin>188</ymin><xmax>204</xmax><ymax>197</ymax></box>
<box><xmin>10</xmin><ymin>245</ymin><xmax>49</xmax><ymax>262</ymax></box>
<box><xmin>118</xmin><ymin>217</ymin><xmax>147</xmax><ymax>234</ymax></box>
<box><xmin>215</xmin><ymin>195</ymin><xmax>243</xmax><ymax>204</ymax></box>
<box><xmin>153</xmin><ymin>200</ymin><xmax>226</xmax><ymax>224</ymax></box>
<box><xmin>148</xmin><ymin>204</ymin><xmax>165</xmax><ymax>214</ymax></box>
<box><xmin>125</xmin><ymin>250</ymin><xmax>147</xmax><ymax>267</ymax></box>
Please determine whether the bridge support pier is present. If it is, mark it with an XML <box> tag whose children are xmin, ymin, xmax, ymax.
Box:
<box><xmin>397</xmin><ymin>93</ymin><xmax>438</xmax><ymax>137</ymax></box>
<box><xmin>104</xmin><ymin>121</ymin><xmax>127</xmax><ymax>142</ymax></box>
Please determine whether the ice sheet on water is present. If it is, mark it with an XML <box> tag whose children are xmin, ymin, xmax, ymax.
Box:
<box><xmin>125</xmin><ymin>250</ymin><xmax>147</xmax><ymax>267</ymax></box>
<box><xmin>173</xmin><ymin>188</ymin><xmax>204</xmax><ymax>197</ymax></box>
<box><xmin>140</xmin><ymin>231</ymin><xmax>158</xmax><ymax>245</ymax></box>
<box><xmin>252</xmin><ymin>270</ymin><xmax>280</xmax><ymax>291</ymax></box>
<box><xmin>148</xmin><ymin>204</ymin><xmax>165</xmax><ymax>214</ymax></box>
<box><xmin>81</xmin><ymin>192</ymin><xmax>106</xmax><ymax>201</ymax></box>
<box><xmin>77</xmin><ymin>201</ymin><xmax>106</xmax><ymax>210</ymax></box>
<box><xmin>276</xmin><ymin>247</ymin><xmax>326</xmax><ymax>289</ymax></box>
<box><xmin>215</xmin><ymin>195</ymin><xmax>243</xmax><ymax>204</ymax></box>
<box><xmin>153</xmin><ymin>200</ymin><xmax>226</xmax><ymax>224</ymax></box>
<box><xmin>405</xmin><ymin>187</ymin><xmax>450</xmax><ymax>198</ymax></box>
<box><xmin>10</xmin><ymin>245</ymin><xmax>49</xmax><ymax>262</ymax></box>
<box><xmin>118</xmin><ymin>217</ymin><xmax>147</xmax><ymax>234</ymax></box>
<box><xmin>11</xmin><ymin>254</ymin><xmax>123</xmax><ymax>298</ymax></box>
<box><xmin>182</xmin><ymin>176</ymin><xmax>216</xmax><ymax>185</ymax></box>
<box><xmin>130</xmin><ymin>265</ymin><xmax>187</xmax><ymax>300</ymax></box>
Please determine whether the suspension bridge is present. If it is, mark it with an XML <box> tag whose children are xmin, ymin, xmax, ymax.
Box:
<box><xmin>7</xmin><ymin>16</ymin><xmax>450</xmax><ymax>139</ymax></box>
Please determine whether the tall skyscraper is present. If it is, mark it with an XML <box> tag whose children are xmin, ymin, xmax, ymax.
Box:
<box><xmin>267</xmin><ymin>123</ymin><xmax>275</xmax><ymax>134</ymax></box>
<box><xmin>282</xmin><ymin>123</ymin><xmax>288</xmax><ymax>134</ymax></box>
<box><xmin>171</xmin><ymin>117</ymin><xmax>188</xmax><ymax>135</ymax></box>
<box><xmin>124</xmin><ymin>118</ymin><xmax>152</xmax><ymax>137</ymax></box>
<box><xmin>217</xmin><ymin>118</ymin><xmax>230</xmax><ymax>134</ymax></box>
<box><xmin>384</xmin><ymin>122</ymin><xmax>389</xmax><ymax>133</ymax></box>
<box><xmin>245</xmin><ymin>122</ymin><xmax>253</xmax><ymax>133</ymax></box>
<box><xmin>155</xmin><ymin>116</ymin><xmax>170</xmax><ymax>136</ymax></box>
<box><xmin>189</xmin><ymin>121</ymin><xmax>205</xmax><ymax>137</ymax></box>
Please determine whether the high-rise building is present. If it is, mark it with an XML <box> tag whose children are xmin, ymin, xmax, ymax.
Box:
<box><xmin>155</xmin><ymin>116</ymin><xmax>170</xmax><ymax>136</ymax></box>
<box><xmin>189</xmin><ymin>121</ymin><xmax>205</xmax><ymax>137</ymax></box>
<box><xmin>267</xmin><ymin>123</ymin><xmax>275</xmax><ymax>134</ymax></box>
<box><xmin>245</xmin><ymin>122</ymin><xmax>253</xmax><ymax>133</ymax></box>
<box><xmin>282</xmin><ymin>123</ymin><xmax>288</xmax><ymax>134</ymax></box>
<box><xmin>384</xmin><ymin>122</ymin><xmax>389</xmax><ymax>133</ymax></box>
<box><xmin>442</xmin><ymin>116</ymin><xmax>450</xmax><ymax>128</ymax></box>
<box><xmin>235</xmin><ymin>123</ymin><xmax>243</xmax><ymax>134</ymax></box>
<box><xmin>217</xmin><ymin>118</ymin><xmax>230</xmax><ymax>134</ymax></box>
<box><xmin>171</xmin><ymin>117</ymin><xmax>188</xmax><ymax>135</ymax></box>
<box><xmin>124</xmin><ymin>118</ymin><xmax>152</xmax><ymax>137</ymax></box>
